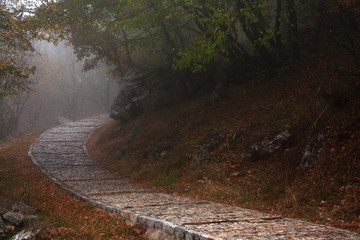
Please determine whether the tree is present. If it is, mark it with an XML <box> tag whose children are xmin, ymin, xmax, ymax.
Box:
<box><xmin>0</xmin><ymin>0</ymin><xmax>36</xmax><ymax>100</ymax></box>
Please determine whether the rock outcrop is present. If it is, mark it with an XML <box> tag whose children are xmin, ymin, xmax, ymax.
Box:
<box><xmin>110</xmin><ymin>68</ymin><xmax>206</xmax><ymax>122</ymax></box>
<box><xmin>9</xmin><ymin>229</ymin><xmax>47</xmax><ymax>240</ymax></box>
<box><xmin>12</xmin><ymin>202</ymin><xmax>38</xmax><ymax>215</ymax></box>
<box><xmin>3</xmin><ymin>211</ymin><xmax>25</xmax><ymax>226</ymax></box>
<box><xmin>247</xmin><ymin>130</ymin><xmax>291</xmax><ymax>160</ymax></box>
<box><xmin>300</xmin><ymin>134</ymin><xmax>327</xmax><ymax>168</ymax></box>
<box><xmin>110</xmin><ymin>68</ymin><xmax>173</xmax><ymax>122</ymax></box>
<box><xmin>1</xmin><ymin>201</ymin><xmax>42</xmax><ymax>239</ymax></box>
<box><xmin>192</xmin><ymin>130</ymin><xmax>226</xmax><ymax>165</ymax></box>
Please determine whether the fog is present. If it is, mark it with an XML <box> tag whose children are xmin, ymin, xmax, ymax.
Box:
<box><xmin>0</xmin><ymin>41</ymin><xmax>118</xmax><ymax>137</ymax></box>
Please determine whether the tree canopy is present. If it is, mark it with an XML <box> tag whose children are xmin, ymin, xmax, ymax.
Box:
<box><xmin>31</xmin><ymin>0</ymin><xmax>360</xmax><ymax>78</ymax></box>
<box><xmin>2</xmin><ymin>0</ymin><xmax>360</xmax><ymax>100</ymax></box>
<box><xmin>0</xmin><ymin>1</ymin><xmax>35</xmax><ymax>100</ymax></box>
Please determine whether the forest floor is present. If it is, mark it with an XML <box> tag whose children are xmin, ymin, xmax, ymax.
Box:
<box><xmin>0</xmin><ymin>135</ymin><xmax>146</xmax><ymax>239</ymax></box>
<box><xmin>88</xmin><ymin>62</ymin><xmax>360</xmax><ymax>234</ymax></box>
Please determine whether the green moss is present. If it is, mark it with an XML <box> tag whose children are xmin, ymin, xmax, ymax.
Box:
<box><xmin>237</xmin><ymin>195</ymin><xmax>253</xmax><ymax>205</ymax></box>
<box><xmin>163</xmin><ymin>173</ymin><xmax>179</xmax><ymax>187</ymax></box>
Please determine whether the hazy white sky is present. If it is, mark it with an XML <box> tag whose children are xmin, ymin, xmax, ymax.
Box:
<box><xmin>3</xmin><ymin>0</ymin><xmax>44</xmax><ymax>16</ymax></box>
<box><xmin>19</xmin><ymin>0</ymin><xmax>42</xmax><ymax>7</ymax></box>
<box><xmin>4</xmin><ymin>0</ymin><xmax>42</xmax><ymax>9</ymax></box>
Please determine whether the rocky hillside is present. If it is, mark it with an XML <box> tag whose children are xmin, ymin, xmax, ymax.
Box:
<box><xmin>89</xmin><ymin>62</ymin><xmax>360</xmax><ymax>234</ymax></box>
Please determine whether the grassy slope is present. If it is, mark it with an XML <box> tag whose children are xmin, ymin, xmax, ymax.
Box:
<box><xmin>89</xmin><ymin>66</ymin><xmax>360</xmax><ymax>234</ymax></box>
<box><xmin>0</xmin><ymin>135</ymin><xmax>146</xmax><ymax>239</ymax></box>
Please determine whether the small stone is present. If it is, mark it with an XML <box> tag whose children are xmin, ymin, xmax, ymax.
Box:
<box><xmin>145</xmin><ymin>229</ymin><xmax>175</xmax><ymax>240</ymax></box>
<box><xmin>154</xmin><ymin>220</ymin><xmax>163</xmax><ymax>229</ymax></box>
<box><xmin>24</xmin><ymin>215</ymin><xmax>39</xmax><ymax>225</ymax></box>
<box><xmin>3</xmin><ymin>211</ymin><xmax>25</xmax><ymax>226</ymax></box>
<box><xmin>35</xmin><ymin>228</ymin><xmax>48</xmax><ymax>235</ymax></box>
<box><xmin>128</xmin><ymin>213</ymin><xmax>139</xmax><ymax>225</ymax></box>
<box><xmin>12</xmin><ymin>202</ymin><xmax>38</xmax><ymax>214</ymax></box>
<box><xmin>9</xmin><ymin>230</ymin><xmax>36</xmax><ymax>240</ymax></box>
<box><xmin>163</xmin><ymin>223</ymin><xmax>175</xmax><ymax>235</ymax></box>
<box><xmin>145</xmin><ymin>218</ymin><xmax>155</xmax><ymax>228</ymax></box>
<box><xmin>0</xmin><ymin>217</ymin><xmax>5</xmax><ymax>237</ymax></box>
<box><xmin>137</xmin><ymin>216</ymin><xmax>146</xmax><ymax>226</ymax></box>
<box><xmin>185</xmin><ymin>232</ymin><xmax>194</xmax><ymax>240</ymax></box>
<box><xmin>174</xmin><ymin>227</ymin><xmax>185</xmax><ymax>239</ymax></box>
<box><xmin>152</xmin><ymin>141</ymin><xmax>172</xmax><ymax>157</ymax></box>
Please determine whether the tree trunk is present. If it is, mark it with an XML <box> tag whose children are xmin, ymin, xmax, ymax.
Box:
<box><xmin>275</xmin><ymin>0</ymin><xmax>284</xmax><ymax>56</ymax></box>
<box><xmin>286</xmin><ymin>0</ymin><xmax>300</xmax><ymax>59</ymax></box>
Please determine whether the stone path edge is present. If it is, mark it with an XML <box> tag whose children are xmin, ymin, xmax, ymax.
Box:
<box><xmin>27</xmin><ymin>120</ymin><xmax>214</xmax><ymax>240</ymax></box>
<box><xmin>28</xmin><ymin>127</ymin><xmax>92</xmax><ymax>202</ymax></box>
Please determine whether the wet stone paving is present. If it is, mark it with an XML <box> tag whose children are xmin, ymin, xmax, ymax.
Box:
<box><xmin>29</xmin><ymin>115</ymin><xmax>360</xmax><ymax>240</ymax></box>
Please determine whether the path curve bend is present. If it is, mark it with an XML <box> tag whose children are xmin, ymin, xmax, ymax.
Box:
<box><xmin>29</xmin><ymin>115</ymin><xmax>360</xmax><ymax>240</ymax></box>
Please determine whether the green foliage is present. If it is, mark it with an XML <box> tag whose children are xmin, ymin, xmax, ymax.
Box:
<box><xmin>117</xmin><ymin>225</ymin><xmax>135</xmax><ymax>237</ymax></box>
<box><xmin>40</xmin><ymin>0</ymin><xmax>285</xmax><ymax>74</ymax></box>
<box><xmin>237</xmin><ymin>195</ymin><xmax>253</xmax><ymax>204</ymax></box>
<box><xmin>173</xmin><ymin>5</ymin><xmax>233</xmax><ymax>73</ymax></box>
<box><xmin>163</xmin><ymin>173</ymin><xmax>179</xmax><ymax>186</ymax></box>
<box><xmin>35</xmin><ymin>0</ymin><xmax>360</xmax><ymax>77</ymax></box>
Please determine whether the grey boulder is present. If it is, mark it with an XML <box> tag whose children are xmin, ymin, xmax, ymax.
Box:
<box><xmin>3</xmin><ymin>211</ymin><xmax>25</xmax><ymax>226</ymax></box>
<box><xmin>12</xmin><ymin>202</ymin><xmax>38</xmax><ymax>215</ymax></box>
<box><xmin>247</xmin><ymin>130</ymin><xmax>291</xmax><ymax>160</ymax></box>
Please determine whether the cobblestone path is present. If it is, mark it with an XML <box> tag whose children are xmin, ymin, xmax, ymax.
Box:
<box><xmin>29</xmin><ymin>115</ymin><xmax>360</xmax><ymax>240</ymax></box>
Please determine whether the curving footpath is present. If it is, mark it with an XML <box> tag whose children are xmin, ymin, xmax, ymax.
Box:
<box><xmin>29</xmin><ymin>115</ymin><xmax>360</xmax><ymax>240</ymax></box>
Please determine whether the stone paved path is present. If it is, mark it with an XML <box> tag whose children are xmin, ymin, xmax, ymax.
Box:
<box><xmin>29</xmin><ymin>115</ymin><xmax>360</xmax><ymax>240</ymax></box>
